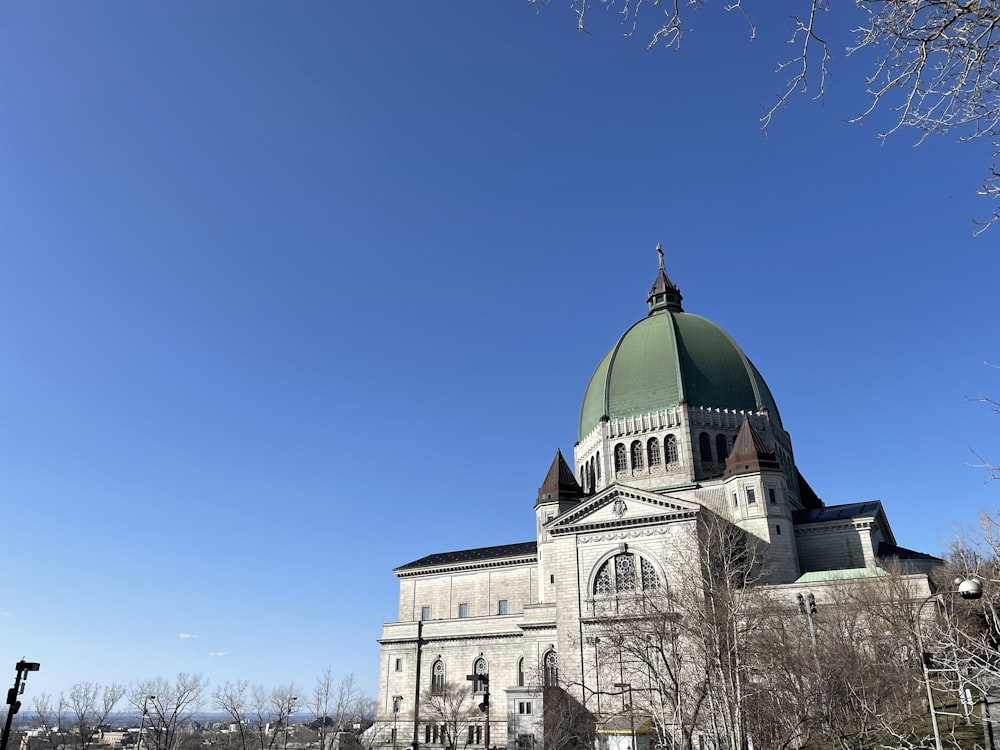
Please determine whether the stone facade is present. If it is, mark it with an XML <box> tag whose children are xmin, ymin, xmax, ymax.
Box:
<box><xmin>373</xmin><ymin>254</ymin><xmax>938</xmax><ymax>750</ymax></box>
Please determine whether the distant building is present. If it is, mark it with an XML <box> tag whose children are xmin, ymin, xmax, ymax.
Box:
<box><xmin>374</xmin><ymin>249</ymin><xmax>938</xmax><ymax>750</ymax></box>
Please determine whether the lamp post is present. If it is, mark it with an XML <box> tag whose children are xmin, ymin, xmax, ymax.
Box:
<box><xmin>613</xmin><ymin>683</ymin><xmax>636</xmax><ymax>750</ymax></box>
<box><xmin>0</xmin><ymin>660</ymin><xmax>40</xmax><ymax>750</ymax></box>
<box><xmin>392</xmin><ymin>696</ymin><xmax>403</xmax><ymax>750</ymax></box>
<box><xmin>136</xmin><ymin>695</ymin><xmax>156</xmax><ymax>750</ymax></box>
<box><xmin>796</xmin><ymin>591</ymin><xmax>830</xmax><ymax>733</ymax></box>
<box><xmin>915</xmin><ymin>577</ymin><xmax>983</xmax><ymax>750</ymax></box>
<box><xmin>283</xmin><ymin>696</ymin><xmax>298</xmax><ymax>750</ymax></box>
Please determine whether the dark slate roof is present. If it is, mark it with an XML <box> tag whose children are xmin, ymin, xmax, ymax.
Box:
<box><xmin>395</xmin><ymin>541</ymin><xmax>537</xmax><ymax>572</ymax></box>
<box><xmin>877</xmin><ymin>542</ymin><xmax>942</xmax><ymax>562</ymax></box>
<box><xmin>536</xmin><ymin>449</ymin><xmax>582</xmax><ymax>507</ymax></box>
<box><xmin>792</xmin><ymin>501</ymin><xmax>883</xmax><ymax>524</ymax></box>
<box><xmin>724</xmin><ymin>418</ymin><xmax>780</xmax><ymax>478</ymax></box>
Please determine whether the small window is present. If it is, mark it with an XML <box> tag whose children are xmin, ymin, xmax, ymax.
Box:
<box><xmin>517</xmin><ymin>735</ymin><xmax>535</xmax><ymax>750</ymax></box>
<box><xmin>747</xmin><ymin>488</ymin><xmax>756</xmax><ymax>505</ymax></box>
<box><xmin>458</xmin><ymin>603</ymin><xmax>469</xmax><ymax>618</ymax></box>
<box><xmin>732</xmin><ymin>492</ymin><xmax>738</xmax><ymax>507</ymax></box>
<box><xmin>431</xmin><ymin>660</ymin><xmax>445</xmax><ymax>694</ymax></box>
<box><xmin>776</xmin><ymin>524</ymin><xmax>782</xmax><ymax>535</ymax></box>
<box><xmin>768</xmin><ymin>488</ymin><xmax>776</xmax><ymax>504</ymax></box>
<box><xmin>517</xmin><ymin>657</ymin><xmax>525</xmax><ymax>687</ymax></box>
<box><xmin>699</xmin><ymin>432</ymin><xmax>712</xmax><ymax>464</ymax></box>
<box><xmin>550</xmin><ymin>574</ymin><xmax>554</xmax><ymax>584</ymax></box>
<box><xmin>467</xmin><ymin>725</ymin><xmax>482</xmax><ymax>745</ymax></box>
<box><xmin>716</xmin><ymin>434</ymin><xmax>729</xmax><ymax>462</ymax></box>
<box><xmin>517</xmin><ymin>701</ymin><xmax>533</xmax><ymax>715</ymax></box>
<box><xmin>614</xmin><ymin>443</ymin><xmax>627</xmax><ymax>473</ymax></box>
<box><xmin>394</xmin><ymin>658</ymin><xmax>402</xmax><ymax>672</ymax></box>
<box><xmin>665</xmin><ymin>434</ymin><xmax>678</xmax><ymax>465</ymax></box>
<box><xmin>543</xmin><ymin>650</ymin><xmax>558</xmax><ymax>686</ymax></box>
<box><xmin>421</xmin><ymin>606</ymin><xmax>431</xmax><ymax>621</ymax></box>
<box><xmin>630</xmin><ymin>440</ymin><xmax>644</xmax><ymax>472</ymax></box>
<box><xmin>498</xmin><ymin>599</ymin><xmax>508</xmax><ymax>615</ymax></box>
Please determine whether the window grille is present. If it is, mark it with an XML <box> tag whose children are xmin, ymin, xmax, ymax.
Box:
<box><xmin>543</xmin><ymin>650</ymin><xmax>558</xmax><ymax>686</ymax></box>
<box><xmin>665</xmin><ymin>434</ymin><xmax>678</xmax><ymax>466</ymax></box>
<box><xmin>614</xmin><ymin>444</ymin><xmax>627</xmax><ymax>474</ymax></box>
<box><xmin>431</xmin><ymin>660</ymin><xmax>445</xmax><ymax>694</ymax></box>
<box><xmin>630</xmin><ymin>440</ymin><xmax>643</xmax><ymax>473</ymax></box>
<box><xmin>647</xmin><ymin>438</ymin><xmax>661</xmax><ymax>470</ymax></box>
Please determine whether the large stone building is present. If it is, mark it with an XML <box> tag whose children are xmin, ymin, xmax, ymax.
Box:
<box><xmin>373</xmin><ymin>249</ymin><xmax>937</xmax><ymax>750</ymax></box>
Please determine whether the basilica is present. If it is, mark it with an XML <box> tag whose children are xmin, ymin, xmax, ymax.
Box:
<box><xmin>372</xmin><ymin>249</ymin><xmax>937</xmax><ymax>750</ymax></box>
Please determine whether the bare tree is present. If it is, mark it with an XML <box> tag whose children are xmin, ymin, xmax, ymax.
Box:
<box><xmin>586</xmin><ymin>512</ymin><xmax>770</xmax><ymax>750</ymax></box>
<box><xmin>535</xmin><ymin>0</ymin><xmax>1000</xmax><ymax>229</ymax></box>
<box><xmin>129</xmin><ymin>674</ymin><xmax>206</xmax><ymax>750</ymax></box>
<box><xmin>32</xmin><ymin>683</ymin><xmax>125</xmax><ymax>750</ymax></box>
<box><xmin>213</xmin><ymin>681</ymin><xmax>254</xmax><ymax>750</ymax></box>
<box><xmin>419</xmin><ymin>683</ymin><xmax>477</xmax><ymax>750</ymax></box>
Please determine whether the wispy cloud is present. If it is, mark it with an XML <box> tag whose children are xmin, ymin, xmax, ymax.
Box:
<box><xmin>208</xmin><ymin>651</ymin><xmax>229</xmax><ymax>658</ymax></box>
<box><xmin>178</xmin><ymin>633</ymin><xmax>199</xmax><ymax>639</ymax></box>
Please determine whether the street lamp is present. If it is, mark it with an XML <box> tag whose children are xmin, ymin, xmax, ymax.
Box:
<box><xmin>0</xmin><ymin>660</ymin><xmax>41</xmax><ymax>750</ymax></box>
<box><xmin>612</xmin><ymin>682</ymin><xmax>636</xmax><ymax>750</ymax></box>
<box><xmin>915</xmin><ymin>577</ymin><xmax>983</xmax><ymax>750</ymax></box>
<box><xmin>796</xmin><ymin>591</ymin><xmax>830</xmax><ymax>732</ymax></box>
<box><xmin>392</xmin><ymin>696</ymin><xmax>403</xmax><ymax>750</ymax></box>
<box><xmin>284</xmin><ymin>697</ymin><xmax>298</xmax><ymax>750</ymax></box>
<box><xmin>136</xmin><ymin>695</ymin><xmax>156</xmax><ymax>750</ymax></box>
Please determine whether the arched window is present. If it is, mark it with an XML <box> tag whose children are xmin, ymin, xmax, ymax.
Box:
<box><xmin>647</xmin><ymin>437</ymin><xmax>661</xmax><ymax>470</ymax></box>
<box><xmin>593</xmin><ymin>552</ymin><xmax>660</xmax><ymax>595</ymax></box>
<box><xmin>543</xmin><ymin>650</ymin><xmax>558</xmax><ymax>687</ymax></box>
<box><xmin>517</xmin><ymin>657</ymin><xmax>525</xmax><ymax>687</ymax></box>
<box><xmin>614</xmin><ymin>444</ymin><xmax>627</xmax><ymax>474</ymax></box>
<box><xmin>630</xmin><ymin>440</ymin><xmax>643</xmax><ymax>473</ymax></box>
<box><xmin>716</xmin><ymin>434</ymin><xmax>729</xmax><ymax>463</ymax></box>
<box><xmin>665</xmin><ymin>434</ymin><xmax>678</xmax><ymax>466</ymax></box>
<box><xmin>472</xmin><ymin>657</ymin><xmax>489</xmax><ymax>693</ymax></box>
<box><xmin>699</xmin><ymin>432</ymin><xmax>712</xmax><ymax>464</ymax></box>
<box><xmin>431</xmin><ymin>660</ymin><xmax>445</xmax><ymax>694</ymax></box>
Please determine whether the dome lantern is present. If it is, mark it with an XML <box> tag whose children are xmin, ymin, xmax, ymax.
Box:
<box><xmin>647</xmin><ymin>244</ymin><xmax>684</xmax><ymax>315</ymax></box>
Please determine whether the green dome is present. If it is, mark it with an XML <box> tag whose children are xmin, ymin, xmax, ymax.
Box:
<box><xmin>579</xmin><ymin>282</ymin><xmax>782</xmax><ymax>441</ymax></box>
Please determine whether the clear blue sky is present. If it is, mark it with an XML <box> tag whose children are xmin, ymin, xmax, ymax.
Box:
<box><xmin>1</xmin><ymin>2</ymin><xmax>997</xmax><ymax>705</ymax></box>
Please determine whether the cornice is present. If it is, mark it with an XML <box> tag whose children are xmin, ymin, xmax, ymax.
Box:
<box><xmin>396</xmin><ymin>554</ymin><xmax>537</xmax><ymax>579</ymax></box>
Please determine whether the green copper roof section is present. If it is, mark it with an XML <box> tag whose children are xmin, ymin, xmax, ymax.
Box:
<box><xmin>578</xmin><ymin>310</ymin><xmax>783</xmax><ymax>440</ymax></box>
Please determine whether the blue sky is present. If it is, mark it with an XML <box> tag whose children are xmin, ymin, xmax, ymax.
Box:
<box><xmin>2</xmin><ymin>1</ymin><xmax>997</xmax><ymax>704</ymax></box>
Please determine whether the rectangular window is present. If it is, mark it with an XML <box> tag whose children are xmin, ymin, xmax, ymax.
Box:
<box><xmin>425</xmin><ymin>726</ymin><xmax>430</xmax><ymax>744</ymax></box>
<box><xmin>776</xmin><ymin>524</ymin><xmax>782</xmax><ymax>535</ymax></box>
<box><xmin>458</xmin><ymin>603</ymin><xmax>469</xmax><ymax>618</ymax></box>
<box><xmin>421</xmin><ymin>606</ymin><xmax>431</xmax><ymax>621</ymax></box>
<box><xmin>498</xmin><ymin>599</ymin><xmax>508</xmax><ymax>615</ymax></box>
<box><xmin>769</xmin><ymin>488</ymin><xmax>777</xmax><ymax>504</ymax></box>
<box><xmin>517</xmin><ymin>735</ymin><xmax>535</xmax><ymax>750</ymax></box>
<box><xmin>517</xmin><ymin>701</ymin><xmax>533</xmax><ymax>715</ymax></box>
<box><xmin>394</xmin><ymin>658</ymin><xmax>402</xmax><ymax>672</ymax></box>
<box><xmin>467</xmin><ymin>726</ymin><xmax>482</xmax><ymax>745</ymax></box>
<box><xmin>732</xmin><ymin>492</ymin><xmax>738</xmax><ymax>507</ymax></box>
<box><xmin>747</xmin><ymin>487</ymin><xmax>756</xmax><ymax>505</ymax></box>
<box><xmin>550</xmin><ymin>574</ymin><xmax>555</xmax><ymax>584</ymax></box>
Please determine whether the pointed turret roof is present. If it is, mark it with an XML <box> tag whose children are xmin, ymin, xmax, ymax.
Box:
<box><xmin>647</xmin><ymin>244</ymin><xmax>684</xmax><ymax>314</ymax></box>
<box><xmin>724</xmin><ymin>418</ymin><xmax>781</xmax><ymax>478</ymax></box>
<box><xmin>536</xmin><ymin>449</ymin><xmax>583</xmax><ymax>507</ymax></box>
